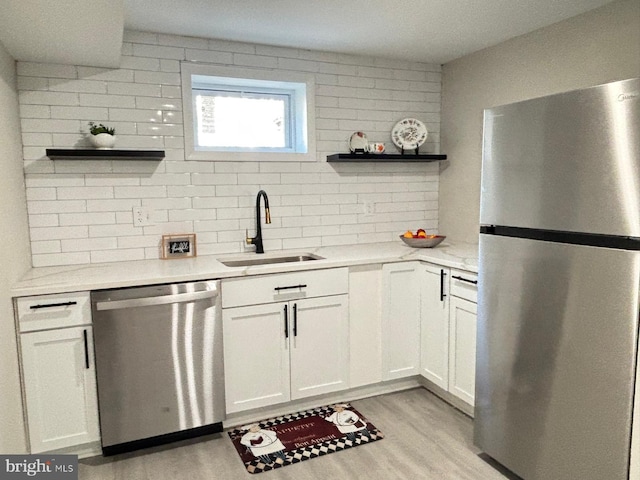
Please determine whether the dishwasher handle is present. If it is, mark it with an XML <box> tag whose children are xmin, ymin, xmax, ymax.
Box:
<box><xmin>95</xmin><ymin>288</ymin><xmax>218</xmax><ymax>311</ymax></box>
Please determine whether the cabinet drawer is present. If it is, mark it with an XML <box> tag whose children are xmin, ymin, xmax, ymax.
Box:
<box><xmin>450</xmin><ymin>270</ymin><xmax>478</xmax><ymax>303</ymax></box>
<box><xmin>222</xmin><ymin>268</ymin><xmax>348</xmax><ymax>308</ymax></box>
<box><xmin>16</xmin><ymin>292</ymin><xmax>91</xmax><ymax>332</ymax></box>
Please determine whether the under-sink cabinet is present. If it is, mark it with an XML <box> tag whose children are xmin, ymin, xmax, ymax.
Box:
<box><xmin>15</xmin><ymin>292</ymin><xmax>100</xmax><ymax>453</ymax></box>
<box><xmin>221</xmin><ymin>268</ymin><xmax>349</xmax><ymax>414</ymax></box>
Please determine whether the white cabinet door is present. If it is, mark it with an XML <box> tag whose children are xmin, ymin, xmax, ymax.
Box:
<box><xmin>448</xmin><ymin>296</ymin><xmax>477</xmax><ymax>405</ymax></box>
<box><xmin>420</xmin><ymin>264</ymin><xmax>450</xmax><ymax>389</ymax></box>
<box><xmin>223</xmin><ymin>303</ymin><xmax>291</xmax><ymax>413</ymax></box>
<box><xmin>381</xmin><ymin>262</ymin><xmax>421</xmax><ymax>380</ymax></box>
<box><xmin>290</xmin><ymin>295</ymin><xmax>349</xmax><ymax>399</ymax></box>
<box><xmin>348</xmin><ymin>265</ymin><xmax>383</xmax><ymax>388</ymax></box>
<box><xmin>20</xmin><ymin>326</ymin><xmax>100</xmax><ymax>453</ymax></box>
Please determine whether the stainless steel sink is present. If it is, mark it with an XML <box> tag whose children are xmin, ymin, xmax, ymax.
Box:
<box><xmin>218</xmin><ymin>253</ymin><xmax>324</xmax><ymax>268</ymax></box>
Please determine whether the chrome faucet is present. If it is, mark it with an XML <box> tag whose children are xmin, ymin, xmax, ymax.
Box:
<box><xmin>246</xmin><ymin>190</ymin><xmax>271</xmax><ymax>254</ymax></box>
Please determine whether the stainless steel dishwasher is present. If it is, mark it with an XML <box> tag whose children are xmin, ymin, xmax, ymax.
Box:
<box><xmin>91</xmin><ymin>280</ymin><xmax>224</xmax><ymax>455</ymax></box>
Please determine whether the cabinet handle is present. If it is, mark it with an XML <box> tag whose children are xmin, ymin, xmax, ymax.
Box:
<box><xmin>284</xmin><ymin>304</ymin><xmax>289</xmax><ymax>338</ymax></box>
<box><xmin>30</xmin><ymin>301</ymin><xmax>77</xmax><ymax>310</ymax></box>
<box><xmin>452</xmin><ymin>275</ymin><xmax>478</xmax><ymax>285</ymax></box>
<box><xmin>274</xmin><ymin>284</ymin><xmax>307</xmax><ymax>292</ymax></box>
<box><xmin>440</xmin><ymin>269</ymin><xmax>447</xmax><ymax>302</ymax></box>
<box><xmin>293</xmin><ymin>303</ymin><xmax>298</xmax><ymax>337</ymax></box>
<box><xmin>83</xmin><ymin>329</ymin><xmax>90</xmax><ymax>369</ymax></box>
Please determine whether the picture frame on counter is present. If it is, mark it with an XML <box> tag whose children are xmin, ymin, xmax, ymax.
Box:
<box><xmin>161</xmin><ymin>234</ymin><xmax>197</xmax><ymax>259</ymax></box>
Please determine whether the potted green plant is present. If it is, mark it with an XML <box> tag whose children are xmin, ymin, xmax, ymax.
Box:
<box><xmin>88</xmin><ymin>122</ymin><xmax>116</xmax><ymax>149</ymax></box>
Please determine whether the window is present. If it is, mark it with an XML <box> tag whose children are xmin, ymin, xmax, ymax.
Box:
<box><xmin>182</xmin><ymin>64</ymin><xmax>316</xmax><ymax>162</ymax></box>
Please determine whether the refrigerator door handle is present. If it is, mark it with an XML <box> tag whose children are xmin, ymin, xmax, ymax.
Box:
<box><xmin>440</xmin><ymin>269</ymin><xmax>447</xmax><ymax>301</ymax></box>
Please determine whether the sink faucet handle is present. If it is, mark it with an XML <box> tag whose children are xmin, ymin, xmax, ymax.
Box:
<box><xmin>265</xmin><ymin>207</ymin><xmax>271</xmax><ymax>224</ymax></box>
<box><xmin>245</xmin><ymin>229</ymin><xmax>253</xmax><ymax>245</ymax></box>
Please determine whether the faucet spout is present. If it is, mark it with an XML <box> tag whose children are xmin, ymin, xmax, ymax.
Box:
<box><xmin>246</xmin><ymin>190</ymin><xmax>271</xmax><ymax>254</ymax></box>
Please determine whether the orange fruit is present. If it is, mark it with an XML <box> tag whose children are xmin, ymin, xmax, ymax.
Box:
<box><xmin>403</xmin><ymin>231</ymin><xmax>414</xmax><ymax>238</ymax></box>
<box><xmin>417</xmin><ymin>231</ymin><xmax>427</xmax><ymax>238</ymax></box>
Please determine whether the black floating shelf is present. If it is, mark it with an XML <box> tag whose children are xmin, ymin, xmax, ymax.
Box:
<box><xmin>46</xmin><ymin>149</ymin><xmax>165</xmax><ymax>160</ymax></box>
<box><xmin>327</xmin><ymin>153</ymin><xmax>447</xmax><ymax>163</ymax></box>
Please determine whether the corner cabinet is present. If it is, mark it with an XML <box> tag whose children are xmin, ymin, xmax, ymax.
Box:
<box><xmin>447</xmin><ymin>271</ymin><xmax>478</xmax><ymax>405</ymax></box>
<box><xmin>381</xmin><ymin>262</ymin><xmax>421</xmax><ymax>380</ymax></box>
<box><xmin>420</xmin><ymin>265</ymin><xmax>478</xmax><ymax>408</ymax></box>
<box><xmin>221</xmin><ymin>268</ymin><xmax>349</xmax><ymax>413</ymax></box>
<box><xmin>15</xmin><ymin>292</ymin><xmax>100</xmax><ymax>454</ymax></box>
<box><xmin>419</xmin><ymin>264</ymin><xmax>450</xmax><ymax>389</ymax></box>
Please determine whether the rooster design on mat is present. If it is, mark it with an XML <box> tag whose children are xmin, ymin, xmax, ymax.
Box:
<box><xmin>324</xmin><ymin>404</ymin><xmax>372</xmax><ymax>441</ymax></box>
<box><xmin>239</xmin><ymin>424</ymin><xmax>287</xmax><ymax>464</ymax></box>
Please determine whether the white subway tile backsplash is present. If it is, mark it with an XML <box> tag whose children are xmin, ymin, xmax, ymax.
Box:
<box><xmin>133</xmin><ymin>44</ymin><xmax>185</xmax><ymax>60</ymax></box>
<box><xmin>134</xmin><ymin>70</ymin><xmax>181</xmax><ymax>85</ymax></box>
<box><xmin>62</xmin><ymin>237</ymin><xmax>117</xmax><ymax>252</ymax></box>
<box><xmin>50</xmin><ymin>106</ymin><xmax>109</xmax><ymax>121</ymax></box>
<box><xmin>57</xmin><ymin>186</ymin><xmax>113</xmax><ymax>200</ymax></box>
<box><xmin>107</xmin><ymin>82</ymin><xmax>162</xmax><ymax>97</ymax></box>
<box><xmin>32</xmin><ymin>252</ymin><xmax>90</xmax><ymax>267</ymax></box>
<box><xmin>18</xmin><ymin>62</ymin><xmax>77</xmax><ymax>79</ymax></box>
<box><xmin>79</xmin><ymin>93</ymin><xmax>135</xmax><ymax>108</ymax></box>
<box><xmin>185</xmin><ymin>49</ymin><xmax>233</xmax><ymax>64</ymax></box>
<box><xmin>136</xmin><ymin>122</ymin><xmax>183</xmax><ymax>136</ymax></box>
<box><xmin>90</xmin><ymin>248</ymin><xmax>146</xmax><ymax>264</ymax></box>
<box><xmin>233</xmin><ymin>53</ymin><xmax>278</xmax><ymax>68</ymax></box>
<box><xmin>135</xmin><ymin>96</ymin><xmax>182</xmax><ymax>110</ymax></box>
<box><xmin>17</xmin><ymin>29</ymin><xmax>442</xmax><ymax>267</ymax></box>
<box><xmin>48</xmin><ymin>79</ymin><xmax>107</xmax><ymax>94</ymax></box>
<box><xmin>17</xmin><ymin>76</ymin><xmax>49</xmax><ymax>91</ymax></box>
<box><xmin>30</xmin><ymin>226</ymin><xmax>88</xmax><ymax>241</ymax></box>
<box><xmin>120</xmin><ymin>56</ymin><xmax>161</xmax><ymax>71</ymax></box>
<box><xmin>19</xmin><ymin>105</ymin><xmax>51</xmax><ymax>118</ymax></box>
<box><xmin>59</xmin><ymin>212</ymin><xmax>116</xmax><ymax>226</ymax></box>
<box><xmin>31</xmin><ymin>240</ymin><xmax>61</xmax><ymax>254</ymax></box>
<box><xmin>20</xmin><ymin>90</ymin><xmax>79</xmax><ymax>106</ymax></box>
<box><xmin>89</xmin><ymin>224</ymin><xmax>142</xmax><ymax>238</ymax></box>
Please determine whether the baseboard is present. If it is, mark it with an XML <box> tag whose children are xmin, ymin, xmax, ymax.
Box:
<box><xmin>38</xmin><ymin>440</ymin><xmax>102</xmax><ymax>459</ymax></box>
<box><xmin>224</xmin><ymin>377</ymin><xmax>422</xmax><ymax>429</ymax></box>
<box><xmin>418</xmin><ymin>376</ymin><xmax>474</xmax><ymax>418</ymax></box>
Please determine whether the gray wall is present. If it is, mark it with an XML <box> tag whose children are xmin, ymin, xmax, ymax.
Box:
<box><xmin>439</xmin><ymin>0</ymin><xmax>640</xmax><ymax>242</ymax></box>
<box><xmin>0</xmin><ymin>39</ymin><xmax>30</xmax><ymax>453</ymax></box>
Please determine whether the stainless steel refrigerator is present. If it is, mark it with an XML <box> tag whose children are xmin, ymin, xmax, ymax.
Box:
<box><xmin>475</xmin><ymin>77</ymin><xmax>640</xmax><ymax>480</ymax></box>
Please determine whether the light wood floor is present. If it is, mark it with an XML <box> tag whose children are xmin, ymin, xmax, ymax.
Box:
<box><xmin>80</xmin><ymin>388</ymin><xmax>512</xmax><ymax>480</ymax></box>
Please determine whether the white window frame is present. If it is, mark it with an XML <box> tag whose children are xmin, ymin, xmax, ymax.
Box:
<box><xmin>181</xmin><ymin>63</ymin><xmax>316</xmax><ymax>162</ymax></box>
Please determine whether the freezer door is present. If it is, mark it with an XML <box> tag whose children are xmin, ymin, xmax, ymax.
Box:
<box><xmin>475</xmin><ymin>234</ymin><xmax>640</xmax><ymax>480</ymax></box>
<box><xmin>480</xmin><ymin>77</ymin><xmax>640</xmax><ymax>237</ymax></box>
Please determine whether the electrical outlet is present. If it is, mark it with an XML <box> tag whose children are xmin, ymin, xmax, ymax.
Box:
<box><xmin>132</xmin><ymin>206</ymin><xmax>153</xmax><ymax>227</ymax></box>
<box><xmin>363</xmin><ymin>202</ymin><xmax>375</xmax><ymax>217</ymax></box>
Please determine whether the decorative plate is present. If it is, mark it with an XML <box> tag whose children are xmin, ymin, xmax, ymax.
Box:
<box><xmin>391</xmin><ymin>118</ymin><xmax>428</xmax><ymax>151</ymax></box>
<box><xmin>349</xmin><ymin>131</ymin><xmax>369</xmax><ymax>152</ymax></box>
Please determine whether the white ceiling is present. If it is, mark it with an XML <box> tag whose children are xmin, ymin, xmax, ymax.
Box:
<box><xmin>0</xmin><ymin>0</ymin><xmax>124</xmax><ymax>68</ymax></box>
<box><xmin>0</xmin><ymin>0</ymin><xmax>616</xmax><ymax>67</ymax></box>
<box><xmin>124</xmin><ymin>0</ymin><xmax>616</xmax><ymax>64</ymax></box>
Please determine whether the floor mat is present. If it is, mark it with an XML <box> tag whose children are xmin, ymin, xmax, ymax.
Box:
<box><xmin>228</xmin><ymin>402</ymin><xmax>384</xmax><ymax>474</ymax></box>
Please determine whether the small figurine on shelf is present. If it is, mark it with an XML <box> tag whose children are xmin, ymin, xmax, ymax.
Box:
<box><xmin>88</xmin><ymin>122</ymin><xmax>116</xmax><ymax>149</ymax></box>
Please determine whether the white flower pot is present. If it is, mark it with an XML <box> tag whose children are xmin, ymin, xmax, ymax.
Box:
<box><xmin>89</xmin><ymin>133</ymin><xmax>116</xmax><ymax>149</ymax></box>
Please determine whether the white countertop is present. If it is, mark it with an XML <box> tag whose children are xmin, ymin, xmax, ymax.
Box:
<box><xmin>12</xmin><ymin>241</ymin><xmax>478</xmax><ymax>297</ymax></box>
